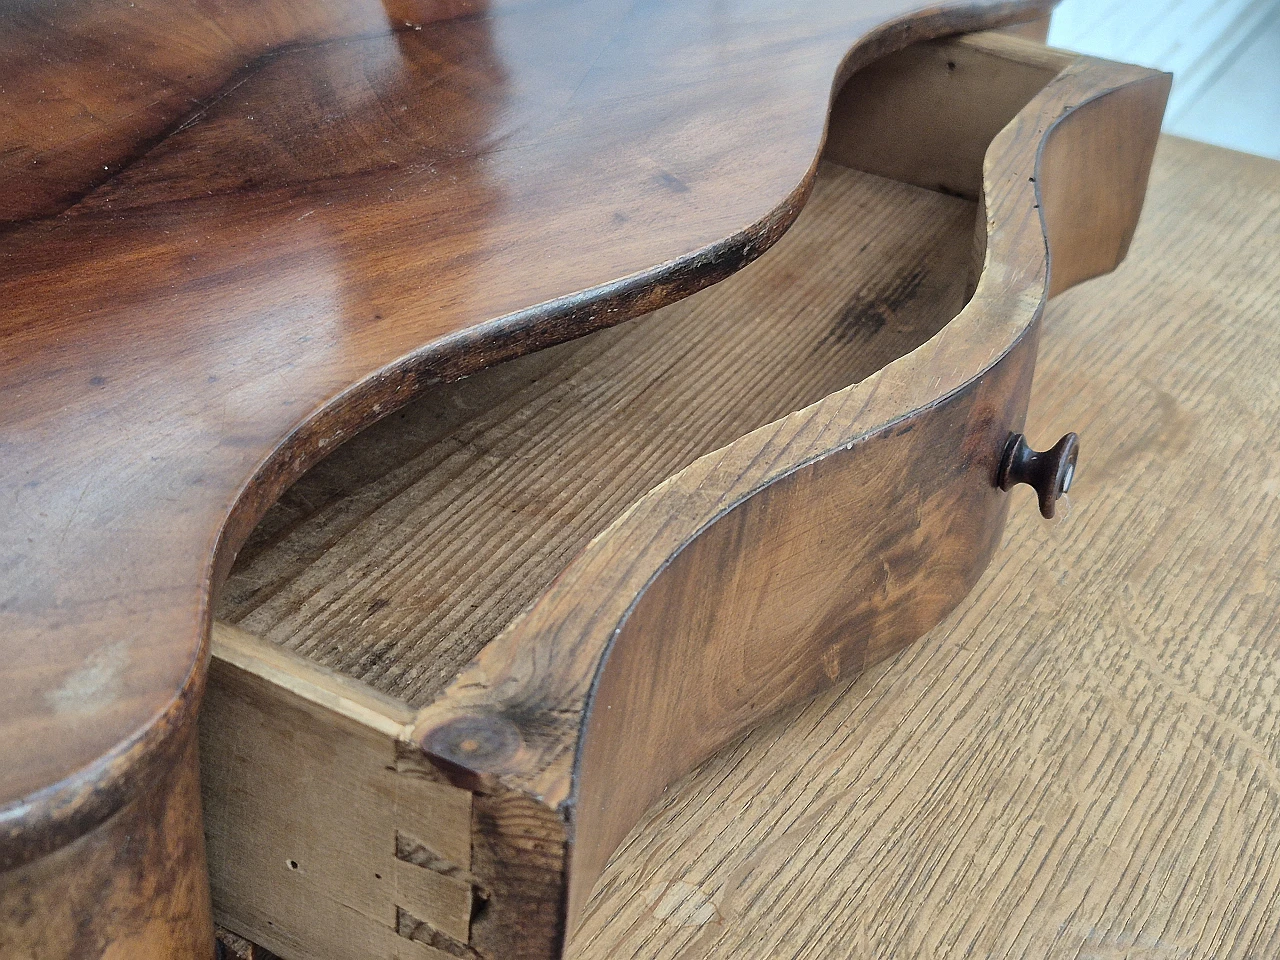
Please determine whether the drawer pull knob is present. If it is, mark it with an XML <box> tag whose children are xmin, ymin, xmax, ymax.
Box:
<box><xmin>998</xmin><ymin>432</ymin><xmax>1079</xmax><ymax>519</ymax></box>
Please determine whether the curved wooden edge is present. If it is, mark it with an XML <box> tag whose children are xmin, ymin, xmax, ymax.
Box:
<box><xmin>409</xmin><ymin>44</ymin><xmax>1170</xmax><ymax>955</ymax></box>
<box><xmin>0</xmin><ymin>0</ymin><xmax>1061</xmax><ymax>871</ymax></box>
<box><xmin>0</xmin><ymin>719</ymin><xmax>215</xmax><ymax>957</ymax></box>
<box><xmin>0</xmin><ymin>655</ymin><xmax>204</xmax><ymax>875</ymax></box>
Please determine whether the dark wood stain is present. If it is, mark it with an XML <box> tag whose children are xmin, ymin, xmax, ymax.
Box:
<box><xmin>12</xmin><ymin>1</ymin><xmax>1195</xmax><ymax>954</ymax></box>
<box><xmin>826</xmin><ymin>265</ymin><xmax>930</xmax><ymax>345</ymax></box>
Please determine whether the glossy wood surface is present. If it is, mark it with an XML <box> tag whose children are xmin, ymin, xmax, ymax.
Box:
<box><xmin>0</xmin><ymin>0</ymin><xmax>1062</xmax><ymax>869</ymax></box>
<box><xmin>575</xmin><ymin>136</ymin><xmax>1280</xmax><ymax>960</ymax></box>
<box><xmin>192</xmin><ymin>29</ymin><xmax>1170</xmax><ymax>960</ymax></box>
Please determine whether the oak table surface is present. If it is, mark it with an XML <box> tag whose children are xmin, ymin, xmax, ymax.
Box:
<box><xmin>571</xmin><ymin>136</ymin><xmax>1280</xmax><ymax>960</ymax></box>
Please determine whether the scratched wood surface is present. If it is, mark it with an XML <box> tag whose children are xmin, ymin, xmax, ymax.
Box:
<box><xmin>570</xmin><ymin>135</ymin><xmax>1280</xmax><ymax>960</ymax></box>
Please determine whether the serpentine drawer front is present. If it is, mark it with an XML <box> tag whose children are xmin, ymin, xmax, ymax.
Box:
<box><xmin>198</xmin><ymin>32</ymin><xmax>1169</xmax><ymax>960</ymax></box>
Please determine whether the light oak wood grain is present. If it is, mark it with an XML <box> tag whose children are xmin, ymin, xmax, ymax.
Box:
<box><xmin>202</xmin><ymin>623</ymin><xmax>475</xmax><ymax>957</ymax></box>
<box><xmin>571</xmin><ymin>135</ymin><xmax>1280</xmax><ymax>960</ymax></box>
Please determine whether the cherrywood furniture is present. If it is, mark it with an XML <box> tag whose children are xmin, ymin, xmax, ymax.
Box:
<box><xmin>0</xmin><ymin>0</ymin><xmax>1170</xmax><ymax>956</ymax></box>
<box><xmin>573</xmin><ymin>134</ymin><xmax>1280</xmax><ymax>960</ymax></box>
<box><xmin>193</xmin><ymin>28</ymin><xmax>1169</xmax><ymax>960</ymax></box>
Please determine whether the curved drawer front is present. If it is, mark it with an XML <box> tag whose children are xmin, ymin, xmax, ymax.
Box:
<box><xmin>200</xmin><ymin>32</ymin><xmax>1169</xmax><ymax>960</ymax></box>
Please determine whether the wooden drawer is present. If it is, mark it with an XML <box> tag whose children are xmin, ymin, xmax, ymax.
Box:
<box><xmin>200</xmin><ymin>32</ymin><xmax>1168</xmax><ymax>960</ymax></box>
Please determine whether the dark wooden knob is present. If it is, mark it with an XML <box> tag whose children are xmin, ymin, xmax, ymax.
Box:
<box><xmin>998</xmin><ymin>432</ymin><xmax>1079</xmax><ymax>519</ymax></box>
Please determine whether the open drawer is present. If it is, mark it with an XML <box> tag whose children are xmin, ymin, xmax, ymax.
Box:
<box><xmin>202</xmin><ymin>32</ymin><xmax>1169</xmax><ymax>960</ymax></box>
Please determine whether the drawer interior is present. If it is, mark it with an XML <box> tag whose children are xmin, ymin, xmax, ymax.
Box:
<box><xmin>216</xmin><ymin>35</ymin><xmax>1069</xmax><ymax>708</ymax></box>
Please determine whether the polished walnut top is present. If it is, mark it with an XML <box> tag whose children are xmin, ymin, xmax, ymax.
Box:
<box><xmin>0</xmin><ymin>0</ymin><xmax>1054</xmax><ymax>864</ymax></box>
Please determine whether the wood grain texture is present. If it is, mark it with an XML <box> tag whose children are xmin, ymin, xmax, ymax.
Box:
<box><xmin>0</xmin><ymin>722</ymin><xmax>213</xmax><ymax>959</ymax></box>
<box><xmin>824</xmin><ymin>32</ymin><xmax>1073</xmax><ymax>199</ymax></box>
<box><xmin>410</xmin><ymin>45</ymin><xmax>1169</xmax><ymax>953</ymax></box>
<box><xmin>201</xmin><ymin>623</ymin><xmax>476</xmax><ymax>959</ymax></box>
<box><xmin>205</xmin><ymin>66</ymin><xmax>982</xmax><ymax>958</ymax></box>
<box><xmin>0</xmin><ymin>0</ymin><xmax>1061</xmax><ymax>876</ymax></box>
<box><xmin>216</xmin><ymin>929</ymin><xmax>278</xmax><ymax>960</ymax></box>
<box><xmin>218</xmin><ymin>163</ymin><xmax>978</xmax><ymax>706</ymax></box>
<box><xmin>565</xmin><ymin>332</ymin><xmax>1038</xmax><ymax>927</ymax></box>
<box><xmin>570</xmin><ymin>136</ymin><xmax>1280</xmax><ymax>960</ymax></box>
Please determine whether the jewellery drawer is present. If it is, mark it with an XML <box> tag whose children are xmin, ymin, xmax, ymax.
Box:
<box><xmin>200</xmin><ymin>31</ymin><xmax>1168</xmax><ymax>960</ymax></box>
